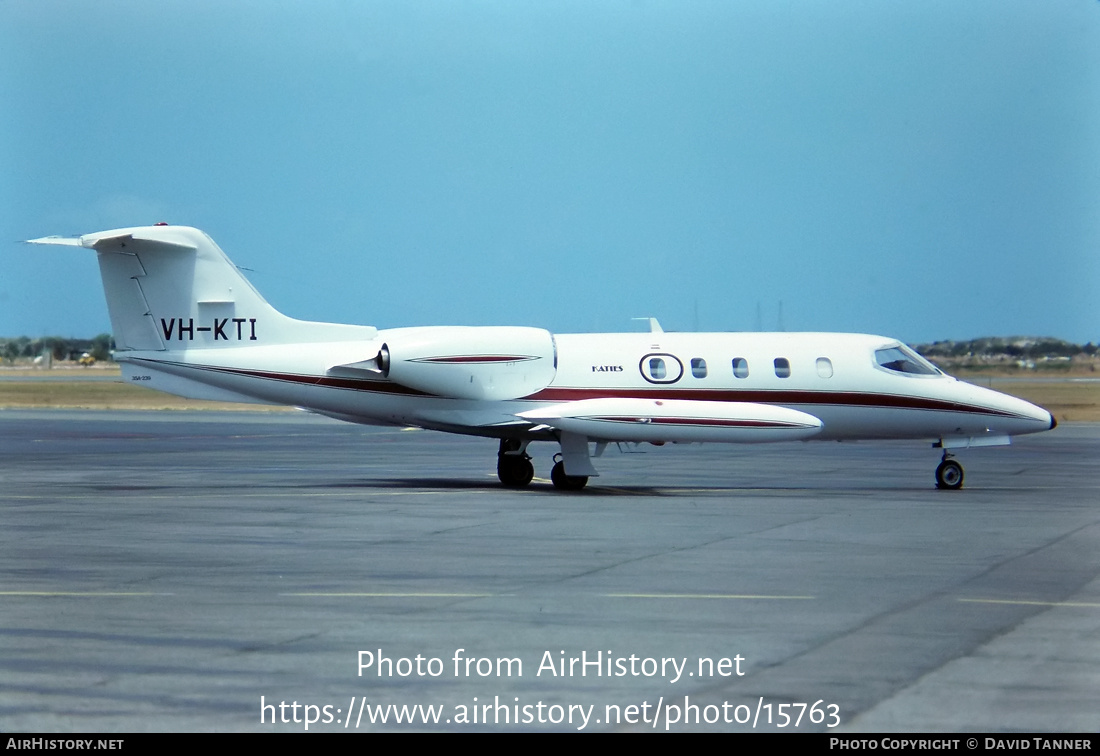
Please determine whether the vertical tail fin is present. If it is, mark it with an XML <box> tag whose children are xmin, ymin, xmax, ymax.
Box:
<box><xmin>29</xmin><ymin>225</ymin><xmax>374</xmax><ymax>351</ymax></box>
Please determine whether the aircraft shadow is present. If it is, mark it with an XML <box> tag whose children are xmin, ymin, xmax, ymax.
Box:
<box><xmin>325</xmin><ymin>478</ymin><xmax>834</xmax><ymax>497</ymax></box>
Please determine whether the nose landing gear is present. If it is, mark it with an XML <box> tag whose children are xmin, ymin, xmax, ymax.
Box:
<box><xmin>935</xmin><ymin>453</ymin><xmax>964</xmax><ymax>490</ymax></box>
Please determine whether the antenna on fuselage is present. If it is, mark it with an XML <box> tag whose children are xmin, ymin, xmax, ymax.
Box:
<box><xmin>631</xmin><ymin>317</ymin><xmax>664</xmax><ymax>334</ymax></box>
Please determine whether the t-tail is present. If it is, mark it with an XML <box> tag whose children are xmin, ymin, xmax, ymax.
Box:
<box><xmin>30</xmin><ymin>225</ymin><xmax>373</xmax><ymax>350</ymax></box>
<box><xmin>27</xmin><ymin>225</ymin><xmax>376</xmax><ymax>403</ymax></box>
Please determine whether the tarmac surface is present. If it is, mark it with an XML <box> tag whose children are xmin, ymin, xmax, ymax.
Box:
<box><xmin>1</xmin><ymin>409</ymin><xmax>1097</xmax><ymax>732</ymax></box>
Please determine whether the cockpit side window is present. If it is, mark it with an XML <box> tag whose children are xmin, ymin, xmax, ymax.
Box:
<box><xmin>874</xmin><ymin>345</ymin><xmax>940</xmax><ymax>376</ymax></box>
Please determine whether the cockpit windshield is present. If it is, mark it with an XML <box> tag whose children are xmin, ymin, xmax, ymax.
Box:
<box><xmin>874</xmin><ymin>344</ymin><xmax>941</xmax><ymax>376</ymax></box>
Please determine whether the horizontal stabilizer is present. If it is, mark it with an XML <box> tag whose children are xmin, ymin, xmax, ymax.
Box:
<box><xmin>27</xmin><ymin>228</ymin><xmax>198</xmax><ymax>253</ymax></box>
<box><xmin>25</xmin><ymin>235</ymin><xmax>83</xmax><ymax>247</ymax></box>
<box><xmin>519</xmin><ymin>398</ymin><xmax>822</xmax><ymax>443</ymax></box>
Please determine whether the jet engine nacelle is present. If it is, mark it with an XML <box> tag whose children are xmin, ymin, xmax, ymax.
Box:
<box><xmin>375</xmin><ymin>326</ymin><xmax>556</xmax><ymax>401</ymax></box>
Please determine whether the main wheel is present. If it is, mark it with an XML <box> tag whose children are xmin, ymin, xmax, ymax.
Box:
<box><xmin>935</xmin><ymin>459</ymin><xmax>964</xmax><ymax>490</ymax></box>
<box><xmin>497</xmin><ymin>455</ymin><xmax>534</xmax><ymax>487</ymax></box>
<box><xmin>551</xmin><ymin>460</ymin><xmax>588</xmax><ymax>491</ymax></box>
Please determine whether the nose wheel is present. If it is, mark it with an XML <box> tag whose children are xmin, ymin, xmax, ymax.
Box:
<box><xmin>935</xmin><ymin>455</ymin><xmax>964</xmax><ymax>490</ymax></box>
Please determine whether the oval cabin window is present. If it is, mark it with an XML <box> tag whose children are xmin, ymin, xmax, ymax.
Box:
<box><xmin>640</xmin><ymin>353</ymin><xmax>684</xmax><ymax>384</ymax></box>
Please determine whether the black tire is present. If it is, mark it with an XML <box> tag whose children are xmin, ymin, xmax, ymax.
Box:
<box><xmin>551</xmin><ymin>460</ymin><xmax>588</xmax><ymax>491</ymax></box>
<box><xmin>497</xmin><ymin>455</ymin><xmax>534</xmax><ymax>487</ymax></box>
<box><xmin>935</xmin><ymin>459</ymin><xmax>964</xmax><ymax>490</ymax></box>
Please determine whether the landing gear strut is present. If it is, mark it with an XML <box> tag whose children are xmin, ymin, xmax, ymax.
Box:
<box><xmin>551</xmin><ymin>454</ymin><xmax>588</xmax><ymax>491</ymax></box>
<box><xmin>935</xmin><ymin>453</ymin><xmax>964</xmax><ymax>490</ymax></box>
<box><xmin>497</xmin><ymin>439</ymin><xmax>533</xmax><ymax>488</ymax></box>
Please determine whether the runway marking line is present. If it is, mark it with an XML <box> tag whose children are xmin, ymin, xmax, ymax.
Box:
<box><xmin>959</xmin><ymin>598</ymin><xmax>1100</xmax><ymax>609</ymax></box>
<box><xmin>8</xmin><ymin>491</ymin><xmax>456</xmax><ymax>500</ymax></box>
<box><xmin>281</xmin><ymin>592</ymin><xmax>497</xmax><ymax>598</ymax></box>
<box><xmin>0</xmin><ymin>591</ymin><xmax>172</xmax><ymax>597</ymax></box>
<box><xmin>285</xmin><ymin>592</ymin><xmax>814</xmax><ymax>600</ymax></box>
<box><xmin>606</xmin><ymin>593</ymin><xmax>815</xmax><ymax>600</ymax></box>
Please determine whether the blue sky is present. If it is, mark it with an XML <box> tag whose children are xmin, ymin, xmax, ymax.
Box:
<box><xmin>3</xmin><ymin>0</ymin><xmax>1098</xmax><ymax>344</ymax></box>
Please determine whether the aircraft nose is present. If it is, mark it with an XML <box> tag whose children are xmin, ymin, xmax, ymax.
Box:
<box><xmin>1016</xmin><ymin>398</ymin><xmax>1056</xmax><ymax>432</ymax></box>
<box><xmin>962</xmin><ymin>382</ymin><xmax>1057</xmax><ymax>436</ymax></box>
<box><xmin>1028</xmin><ymin>400</ymin><xmax>1056</xmax><ymax>431</ymax></box>
<box><xmin>1018</xmin><ymin>398</ymin><xmax>1057</xmax><ymax>434</ymax></box>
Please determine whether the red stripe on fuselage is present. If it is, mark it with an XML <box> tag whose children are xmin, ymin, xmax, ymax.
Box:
<box><xmin>134</xmin><ymin>360</ymin><xmax>433</xmax><ymax>396</ymax></box>
<box><xmin>131</xmin><ymin>359</ymin><xmax>1021</xmax><ymax>419</ymax></box>
<box><xmin>524</xmin><ymin>386</ymin><xmax>1016</xmax><ymax>418</ymax></box>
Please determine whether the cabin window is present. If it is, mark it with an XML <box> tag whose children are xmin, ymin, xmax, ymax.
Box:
<box><xmin>774</xmin><ymin>358</ymin><xmax>791</xmax><ymax>378</ymax></box>
<box><xmin>691</xmin><ymin>358</ymin><xmax>707</xmax><ymax>378</ymax></box>
<box><xmin>874</xmin><ymin>345</ymin><xmax>939</xmax><ymax>376</ymax></box>
<box><xmin>732</xmin><ymin>357</ymin><xmax>749</xmax><ymax>379</ymax></box>
<box><xmin>640</xmin><ymin>353</ymin><xmax>684</xmax><ymax>384</ymax></box>
<box><xmin>816</xmin><ymin>357</ymin><xmax>833</xmax><ymax>379</ymax></box>
<box><xmin>648</xmin><ymin>357</ymin><xmax>667</xmax><ymax>380</ymax></box>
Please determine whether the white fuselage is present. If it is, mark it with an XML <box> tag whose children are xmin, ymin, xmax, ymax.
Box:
<box><xmin>117</xmin><ymin>329</ymin><xmax>1053</xmax><ymax>446</ymax></box>
<box><xmin>31</xmin><ymin>224</ymin><xmax>1055</xmax><ymax>487</ymax></box>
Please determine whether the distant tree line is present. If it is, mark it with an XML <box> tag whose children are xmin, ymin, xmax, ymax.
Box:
<box><xmin>1</xmin><ymin>334</ymin><xmax>114</xmax><ymax>363</ymax></box>
<box><xmin>914</xmin><ymin>337</ymin><xmax>1097</xmax><ymax>360</ymax></box>
<box><xmin>1</xmin><ymin>333</ymin><xmax>1096</xmax><ymax>366</ymax></box>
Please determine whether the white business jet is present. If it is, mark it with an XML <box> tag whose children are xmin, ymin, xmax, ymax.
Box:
<box><xmin>29</xmin><ymin>225</ymin><xmax>1056</xmax><ymax>491</ymax></box>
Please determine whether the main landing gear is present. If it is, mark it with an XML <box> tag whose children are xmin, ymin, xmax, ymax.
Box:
<box><xmin>551</xmin><ymin>454</ymin><xmax>589</xmax><ymax>491</ymax></box>
<box><xmin>935</xmin><ymin>452</ymin><xmax>964</xmax><ymax>490</ymax></box>
<box><xmin>497</xmin><ymin>439</ymin><xmax>534</xmax><ymax>488</ymax></box>
<box><xmin>496</xmin><ymin>441</ymin><xmax>590</xmax><ymax>491</ymax></box>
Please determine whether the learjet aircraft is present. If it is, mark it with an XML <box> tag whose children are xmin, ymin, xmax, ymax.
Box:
<box><xmin>29</xmin><ymin>225</ymin><xmax>1056</xmax><ymax>490</ymax></box>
